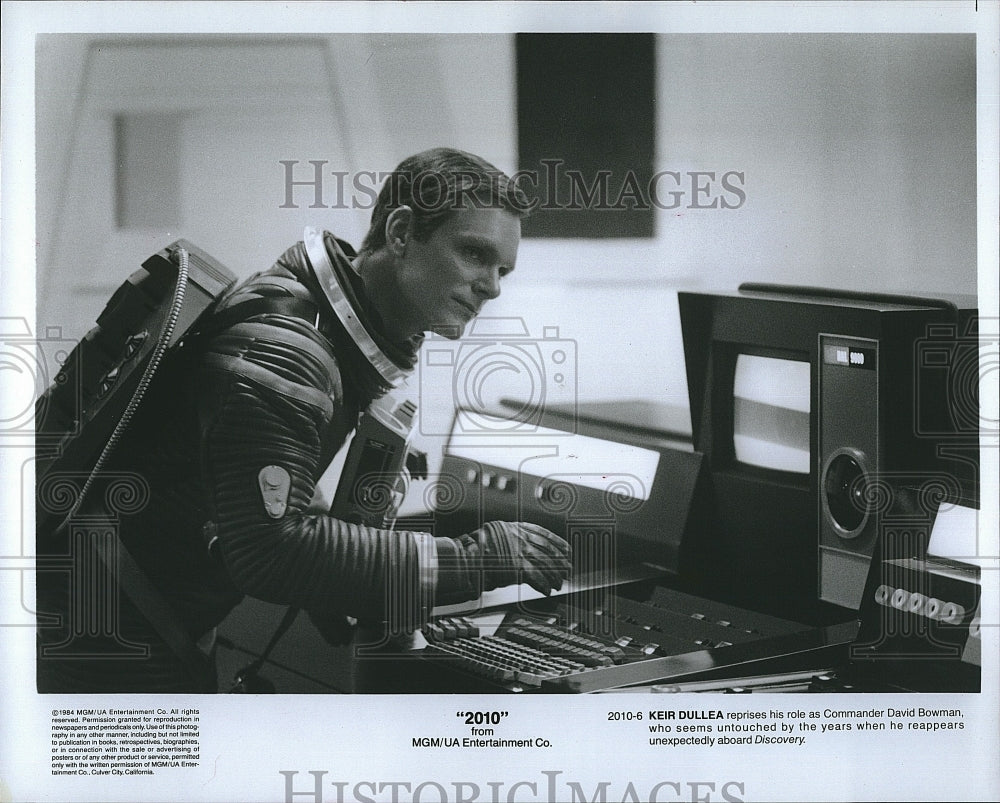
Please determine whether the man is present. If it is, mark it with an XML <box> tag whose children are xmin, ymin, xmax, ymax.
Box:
<box><xmin>36</xmin><ymin>148</ymin><xmax>572</xmax><ymax>692</ymax></box>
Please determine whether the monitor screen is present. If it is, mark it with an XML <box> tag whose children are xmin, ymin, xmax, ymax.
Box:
<box><xmin>732</xmin><ymin>354</ymin><xmax>811</xmax><ymax>474</ymax></box>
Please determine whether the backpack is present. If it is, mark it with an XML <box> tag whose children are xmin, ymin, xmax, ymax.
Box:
<box><xmin>35</xmin><ymin>240</ymin><xmax>238</xmax><ymax>538</ymax></box>
<box><xmin>33</xmin><ymin>236</ymin><xmax>408</xmax><ymax>692</ymax></box>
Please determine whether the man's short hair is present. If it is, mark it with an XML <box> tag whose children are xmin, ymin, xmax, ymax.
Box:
<box><xmin>360</xmin><ymin>148</ymin><xmax>530</xmax><ymax>253</ymax></box>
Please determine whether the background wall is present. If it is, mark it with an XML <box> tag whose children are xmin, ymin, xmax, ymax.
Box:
<box><xmin>35</xmin><ymin>33</ymin><xmax>977</xmax><ymax>433</ymax></box>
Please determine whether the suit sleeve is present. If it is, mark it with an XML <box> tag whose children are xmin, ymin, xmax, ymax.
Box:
<box><xmin>196</xmin><ymin>312</ymin><xmax>468</xmax><ymax>630</ymax></box>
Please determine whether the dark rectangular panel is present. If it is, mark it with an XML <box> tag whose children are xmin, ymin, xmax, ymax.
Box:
<box><xmin>516</xmin><ymin>33</ymin><xmax>656</xmax><ymax>238</ymax></box>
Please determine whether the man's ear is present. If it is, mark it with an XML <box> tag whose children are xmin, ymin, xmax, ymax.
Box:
<box><xmin>384</xmin><ymin>206</ymin><xmax>413</xmax><ymax>257</ymax></box>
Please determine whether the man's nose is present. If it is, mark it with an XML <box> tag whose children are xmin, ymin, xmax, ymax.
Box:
<box><xmin>474</xmin><ymin>268</ymin><xmax>502</xmax><ymax>300</ymax></box>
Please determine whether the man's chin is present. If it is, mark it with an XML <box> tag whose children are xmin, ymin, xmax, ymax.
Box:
<box><xmin>429</xmin><ymin>321</ymin><xmax>466</xmax><ymax>340</ymax></box>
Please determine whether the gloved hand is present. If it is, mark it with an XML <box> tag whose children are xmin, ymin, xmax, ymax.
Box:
<box><xmin>454</xmin><ymin>521</ymin><xmax>572</xmax><ymax>596</ymax></box>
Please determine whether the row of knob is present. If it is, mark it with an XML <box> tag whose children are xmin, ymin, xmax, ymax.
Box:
<box><xmin>464</xmin><ymin>468</ymin><xmax>516</xmax><ymax>493</ymax></box>
<box><xmin>873</xmin><ymin>584</ymin><xmax>974</xmax><ymax>628</ymax></box>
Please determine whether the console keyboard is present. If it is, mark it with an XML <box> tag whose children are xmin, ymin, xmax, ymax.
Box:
<box><xmin>424</xmin><ymin>632</ymin><xmax>590</xmax><ymax>687</ymax></box>
<box><xmin>421</xmin><ymin>588</ymin><xmax>809</xmax><ymax>691</ymax></box>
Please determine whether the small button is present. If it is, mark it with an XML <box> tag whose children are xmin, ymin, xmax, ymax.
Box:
<box><xmin>940</xmin><ymin>602</ymin><xmax>965</xmax><ymax>625</ymax></box>
<box><xmin>907</xmin><ymin>593</ymin><xmax>927</xmax><ymax>614</ymax></box>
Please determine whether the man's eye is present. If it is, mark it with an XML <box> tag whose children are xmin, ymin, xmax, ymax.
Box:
<box><xmin>463</xmin><ymin>246</ymin><xmax>484</xmax><ymax>262</ymax></box>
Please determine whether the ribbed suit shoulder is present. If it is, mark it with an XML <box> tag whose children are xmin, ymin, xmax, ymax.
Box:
<box><xmin>200</xmin><ymin>268</ymin><xmax>343</xmax><ymax>414</ymax></box>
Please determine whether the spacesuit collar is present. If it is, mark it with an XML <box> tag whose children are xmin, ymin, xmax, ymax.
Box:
<box><xmin>300</xmin><ymin>227</ymin><xmax>420</xmax><ymax>387</ymax></box>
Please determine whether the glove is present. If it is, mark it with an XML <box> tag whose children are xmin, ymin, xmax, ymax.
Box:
<box><xmin>452</xmin><ymin>521</ymin><xmax>572</xmax><ymax>596</ymax></box>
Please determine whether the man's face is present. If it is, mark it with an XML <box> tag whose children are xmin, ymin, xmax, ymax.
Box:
<box><xmin>392</xmin><ymin>206</ymin><xmax>521</xmax><ymax>340</ymax></box>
